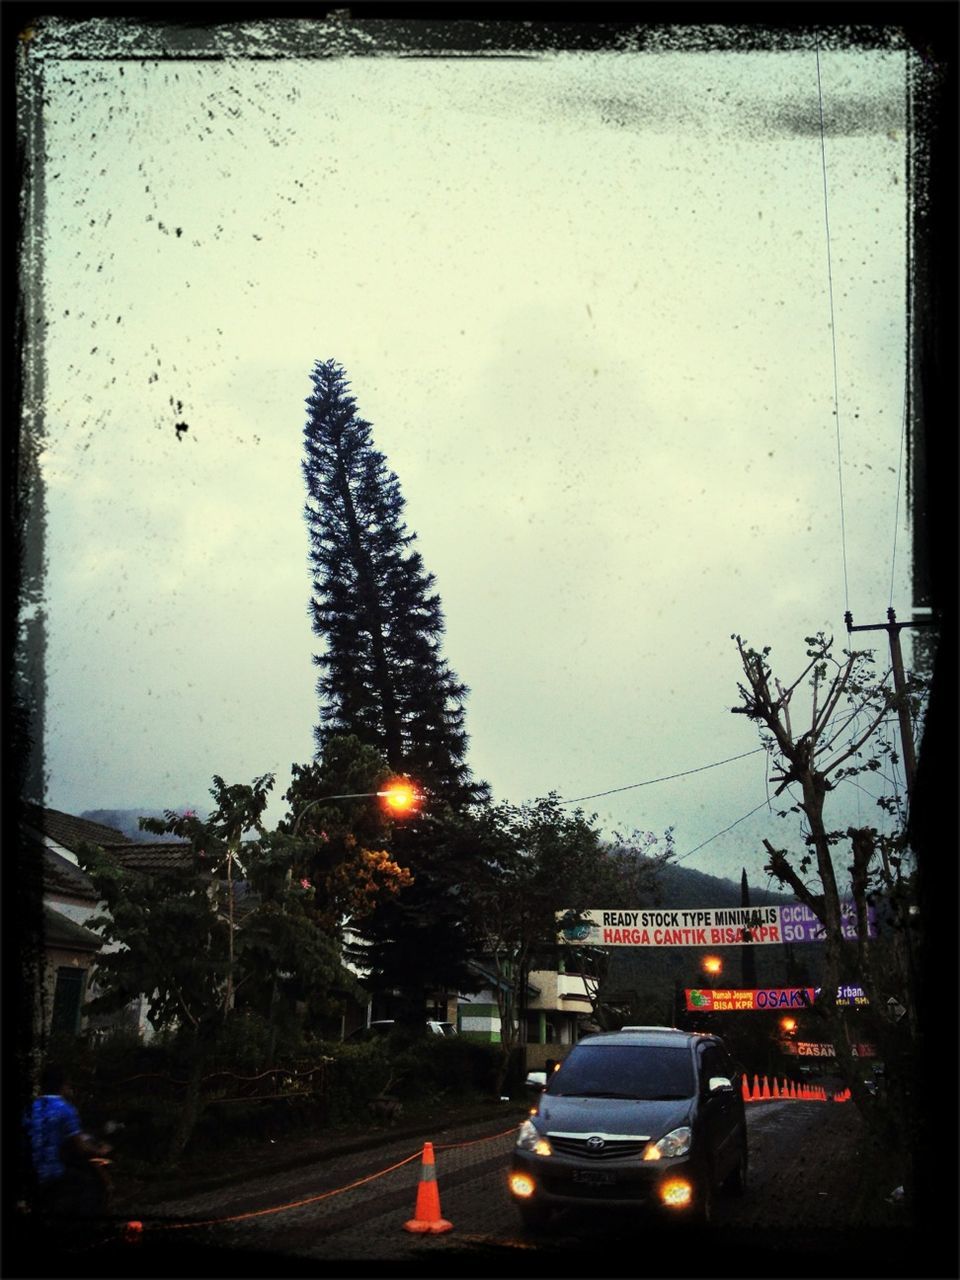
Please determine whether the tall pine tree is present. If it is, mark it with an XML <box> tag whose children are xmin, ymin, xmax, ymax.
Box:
<box><xmin>302</xmin><ymin>359</ymin><xmax>485</xmax><ymax>808</ymax></box>
<box><xmin>301</xmin><ymin>360</ymin><xmax>489</xmax><ymax>1017</ymax></box>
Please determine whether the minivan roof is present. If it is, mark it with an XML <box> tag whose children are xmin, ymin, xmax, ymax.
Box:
<box><xmin>579</xmin><ymin>1027</ymin><xmax>718</xmax><ymax>1047</ymax></box>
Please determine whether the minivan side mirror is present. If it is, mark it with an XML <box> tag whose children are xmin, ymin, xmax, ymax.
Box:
<box><xmin>708</xmin><ymin>1075</ymin><xmax>734</xmax><ymax>1093</ymax></box>
<box><xmin>525</xmin><ymin>1071</ymin><xmax>548</xmax><ymax>1092</ymax></box>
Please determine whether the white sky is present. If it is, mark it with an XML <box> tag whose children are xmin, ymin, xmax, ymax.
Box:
<box><xmin>23</xmin><ymin>21</ymin><xmax>920</xmax><ymax>887</ymax></box>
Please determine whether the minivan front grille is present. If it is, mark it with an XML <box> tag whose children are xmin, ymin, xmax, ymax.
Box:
<box><xmin>547</xmin><ymin>1132</ymin><xmax>649</xmax><ymax>1160</ymax></box>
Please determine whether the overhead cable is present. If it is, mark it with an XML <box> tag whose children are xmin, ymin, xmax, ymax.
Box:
<box><xmin>674</xmin><ymin>799</ymin><xmax>772</xmax><ymax>863</ymax></box>
<box><xmin>558</xmin><ymin>747</ymin><xmax>765</xmax><ymax>805</ymax></box>
<box><xmin>815</xmin><ymin>38</ymin><xmax>851</xmax><ymax>615</ymax></box>
<box><xmin>889</xmin><ymin>385</ymin><xmax>908</xmax><ymax>608</ymax></box>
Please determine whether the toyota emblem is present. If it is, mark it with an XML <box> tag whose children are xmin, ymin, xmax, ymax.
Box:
<box><xmin>586</xmin><ymin>1135</ymin><xmax>605</xmax><ymax>1151</ymax></box>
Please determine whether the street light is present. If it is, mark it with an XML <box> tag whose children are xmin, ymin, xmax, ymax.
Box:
<box><xmin>701</xmin><ymin>955</ymin><xmax>723</xmax><ymax>983</ymax></box>
<box><xmin>291</xmin><ymin>782</ymin><xmax>421</xmax><ymax>835</ymax></box>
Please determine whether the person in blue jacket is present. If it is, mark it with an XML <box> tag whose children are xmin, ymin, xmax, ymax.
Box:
<box><xmin>23</xmin><ymin>1063</ymin><xmax>110</xmax><ymax>1217</ymax></box>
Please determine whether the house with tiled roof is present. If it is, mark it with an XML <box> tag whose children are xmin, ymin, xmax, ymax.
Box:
<box><xmin>25</xmin><ymin>804</ymin><xmax>132</xmax><ymax>854</ymax></box>
<box><xmin>23</xmin><ymin>805</ymin><xmax>168</xmax><ymax>1041</ymax></box>
<box><xmin>109</xmin><ymin>843</ymin><xmax>195</xmax><ymax>875</ymax></box>
<box><xmin>23</xmin><ymin>805</ymin><xmax>116</xmax><ymax>1038</ymax></box>
<box><xmin>25</xmin><ymin>803</ymin><xmax>272</xmax><ymax>1044</ymax></box>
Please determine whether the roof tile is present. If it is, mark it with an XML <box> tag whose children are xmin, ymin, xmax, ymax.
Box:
<box><xmin>24</xmin><ymin>804</ymin><xmax>130</xmax><ymax>851</ymax></box>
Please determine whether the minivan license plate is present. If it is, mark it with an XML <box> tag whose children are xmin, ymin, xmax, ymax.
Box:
<box><xmin>572</xmin><ymin>1168</ymin><xmax>615</xmax><ymax>1186</ymax></box>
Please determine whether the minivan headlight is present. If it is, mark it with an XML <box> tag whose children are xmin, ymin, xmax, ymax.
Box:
<box><xmin>516</xmin><ymin>1118</ymin><xmax>553</xmax><ymax>1155</ymax></box>
<box><xmin>643</xmin><ymin>1126</ymin><xmax>692</xmax><ymax>1160</ymax></box>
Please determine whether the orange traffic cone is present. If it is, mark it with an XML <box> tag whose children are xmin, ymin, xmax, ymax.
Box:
<box><xmin>403</xmin><ymin>1142</ymin><xmax>453</xmax><ymax>1234</ymax></box>
<box><xmin>761</xmin><ymin>1076</ymin><xmax>771</xmax><ymax>1099</ymax></box>
<box><xmin>772</xmin><ymin>1078</ymin><xmax>780</xmax><ymax>1099</ymax></box>
<box><xmin>741</xmin><ymin>1075</ymin><xmax>751</xmax><ymax>1103</ymax></box>
<box><xmin>751</xmin><ymin>1074</ymin><xmax>761</xmax><ymax>1101</ymax></box>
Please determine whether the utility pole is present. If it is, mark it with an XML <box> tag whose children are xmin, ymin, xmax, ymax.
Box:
<box><xmin>844</xmin><ymin>607</ymin><xmax>936</xmax><ymax>803</ymax></box>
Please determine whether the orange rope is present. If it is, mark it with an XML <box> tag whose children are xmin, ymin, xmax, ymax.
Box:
<box><xmin>150</xmin><ymin>1124</ymin><xmax>519</xmax><ymax>1232</ymax></box>
<box><xmin>160</xmin><ymin>1151</ymin><xmax>422</xmax><ymax>1230</ymax></box>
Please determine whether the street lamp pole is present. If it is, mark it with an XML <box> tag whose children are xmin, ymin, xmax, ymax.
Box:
<box><xmin>291</xmin><ymin>785</ymin><xmax>420</xmax><ymax>836</ymax></box>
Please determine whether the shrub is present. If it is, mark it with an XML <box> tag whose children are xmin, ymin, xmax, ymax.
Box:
<box><xmin>321</xmin><ymin>1043</ymin><xmax>396</xmax><ymax>1124</ymax></box>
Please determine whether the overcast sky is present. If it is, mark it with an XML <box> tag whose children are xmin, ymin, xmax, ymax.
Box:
<box><xmin>20</xmin><ymin>16</ymin><xmax>926</xmax><ymax>889</ymax></box>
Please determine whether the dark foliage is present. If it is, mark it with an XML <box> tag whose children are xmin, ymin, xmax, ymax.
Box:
<box><xmin>301</xmin><ymin>360</ymin><xmax>490</xmax><ymax>1011</ymax></box>
<box><xmin>301</xmin><ymin>359</ymin><xmax>486</xmax><ymax>808</ymax></box>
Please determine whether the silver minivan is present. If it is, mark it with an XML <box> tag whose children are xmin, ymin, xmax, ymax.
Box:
<box><xmin>510</xmin><ymin>1027</ymin><xmax>747</xmax><ymax>1229</ymax></box>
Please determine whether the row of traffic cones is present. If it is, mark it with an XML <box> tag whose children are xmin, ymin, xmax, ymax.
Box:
<box><xmin>741</xmin><ymin>1074</ymin><xmax>847</xmax><ymax>1102</ymax></box>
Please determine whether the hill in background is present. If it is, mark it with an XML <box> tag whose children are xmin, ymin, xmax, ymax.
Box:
<box><xmin>656</xmin><ymin>859</ymin><xmax>791</xmax><ymax>909</ymax></box>
<box><xmin>80</xmin><ymin>808</ymin><xmax>205</xmax><ymax>843</ymax></box>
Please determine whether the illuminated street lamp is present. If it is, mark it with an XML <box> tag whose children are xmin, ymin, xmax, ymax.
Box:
<box><xmin>379</xmin><ymin>781</ymin><xmax>418</xmax><ymax>813</ymax></box>
<box><xmin>291</xmin><ymin>781</ymin><xmax>421</xmax><ymax>835</ymax></box>
<box><xmin>701</xmin><ymin>955</ymin><xmax>723</xmax><ymax>983</ymax></box>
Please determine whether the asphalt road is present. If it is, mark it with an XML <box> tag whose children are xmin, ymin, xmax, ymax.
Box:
<box><xmin>12</xmin><ymin>1099</ymin><xmax>940</xmax><ymax>1280</ymax></box>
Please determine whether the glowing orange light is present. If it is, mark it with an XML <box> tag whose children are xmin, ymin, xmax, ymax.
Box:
<box><xmin>379</xmin><ymin>782</ymin><xmax>419</xmax><ymax>813</ymax></box>
<box><xmin>780</xmin><ymin>1016</ymin><xmax>797</xmax><ymax>1035</ymax></box>
<box><xmin>702</xmin><ymin>955</ymin><xmax>723</xmax><ymax>976</ymax></box>
<box><xmin>508</xmin><ymin>1172</ymin><xmax>536</xmax><ymax>1199</ymax></box>
<box><xmin>659</xmin><ymin>1177</ymin><xmax>694</xmax><ymax>1210</ymax></box>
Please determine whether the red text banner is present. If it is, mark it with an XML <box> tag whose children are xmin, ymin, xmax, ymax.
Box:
<box><xmin>685</xmin><ymin>987</ymin><xmax>818</xmax><ymax>1012</ymax></box>
<box><xmin>558</xmin><ymin>903</ymin><xmax>875</xmax><ymax>947</ymax></box>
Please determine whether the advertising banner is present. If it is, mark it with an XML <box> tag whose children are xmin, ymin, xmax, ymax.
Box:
<box><xmin>779</xmin><ymin>901</ymin><xmax>877</xmax><ymax>942</ymax></box>
<box><xmin>685</xmin><ymin>987</ymin><xmax>817</xmax><ymax>1012</ymax></box>
<box><xmin>558</xmin><ymin>901</ymin><xmax>877</xmax><ymax>947</ymax></box>
<box><xmin>781</xmin><ymin>1041</ymin><xmax>877</xmax><ymax>1057</ymax></box>
<box><xmin>684</xmin><ymin>985</ymin><xmax>870</xmax><ymax>1012</ymax></box>
<box><xmin>834</xmin><ymin>984</ymin><xmax>869</xmax><ymax>1007</ymax></box>
<box><xmin>557</xmin><ymin>906</ymin><xmax>783</xmax><ymax>947</ymax></box>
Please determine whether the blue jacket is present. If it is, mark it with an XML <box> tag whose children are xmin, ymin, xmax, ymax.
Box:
<box><xmin>24</xmin><ymin>1094</ymin><xmax>81</xmax><ymax>1184</ymax></box>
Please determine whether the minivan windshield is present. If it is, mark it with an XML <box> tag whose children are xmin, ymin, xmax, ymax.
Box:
<box><xmin>547</xmin><ymin>1044</ymin><xmax>696</xmax><ymax>1100</ymax></box>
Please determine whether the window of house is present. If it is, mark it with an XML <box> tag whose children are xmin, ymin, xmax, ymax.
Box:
<box><xmin>50</xmin><ymin>965</ymin><xmax>86</xmax><ymax>1035</ymax></box>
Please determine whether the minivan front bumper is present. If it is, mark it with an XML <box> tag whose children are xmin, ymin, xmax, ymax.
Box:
<box><xmin>510</xmin><ymin>1148</ymin><xmax>706</xmax><ymax>1216</ymax></box>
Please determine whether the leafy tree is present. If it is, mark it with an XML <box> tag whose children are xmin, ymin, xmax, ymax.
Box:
<box><xmin>280</xmin><ymin>734</ymin><xmax>414</xmax><ymax>935</ymax></box>
<box><xmin>731</xmin><ymin>631</ymin><xmax>927</xmax><ymax>1202</ymax></box>
<box><xmin>75</xmin><ymin>772</ymin><xmax>369</xmax><ymax>1162</ymax></box>
<box><xmin>301</xmin><ymin>359</ymin><xmax>489</xmax><ymax>1013</ymax></box>
<box><xmin>568</xmin><ymin>828</ymin><xmax>675</xmax><ymax>1029</ymax></box>
<box><xmin>468</xmin><ymin>797</ymin><xmax>669</xmax><ymax>1094</ymax></box>
<box><xmin>344</xmin><ymin>802</ymin><xmax>491</xmax><ymax>1029</ymax></box>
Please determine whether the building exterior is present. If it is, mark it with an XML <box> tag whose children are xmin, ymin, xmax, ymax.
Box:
<box><xmin>23</xmin><ymin>805</ymin><xmax>181</xmax><ymax>1042</ymax></box>
<box><xmin>457</xmin><ymin>956</ymin><xmax>594</xmax><ymax>1070</ymax></box>
<box><xmin>23</xmin><ymin>806</ymin><xmax>121</xmax><ymax>1040</ymax></box>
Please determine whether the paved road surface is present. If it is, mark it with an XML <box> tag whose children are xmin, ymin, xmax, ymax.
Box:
<box><xmin>15</xmin><ymin>1100</ymin><xmax>935</xmax><ymax>1278</ymax></box>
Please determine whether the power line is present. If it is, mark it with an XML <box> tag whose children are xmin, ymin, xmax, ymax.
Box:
<box><xmin>558</xmin><ymin>748</ymin><xmax>765</xmax><ymax>805</ymax></box>
<box><xmin>674</xmin><ymin>799</ymin><xmax>772</xmax><ymax>864</ymax></box>
<box><xmin>815</xmin><ymin>39</ymin><xmax>850</xmax><ymax>615</ymax></box>
<box><xmin>889</xmin><ymin>383</ymin><xmax>908</xmax><ymax>608</ymax></box>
